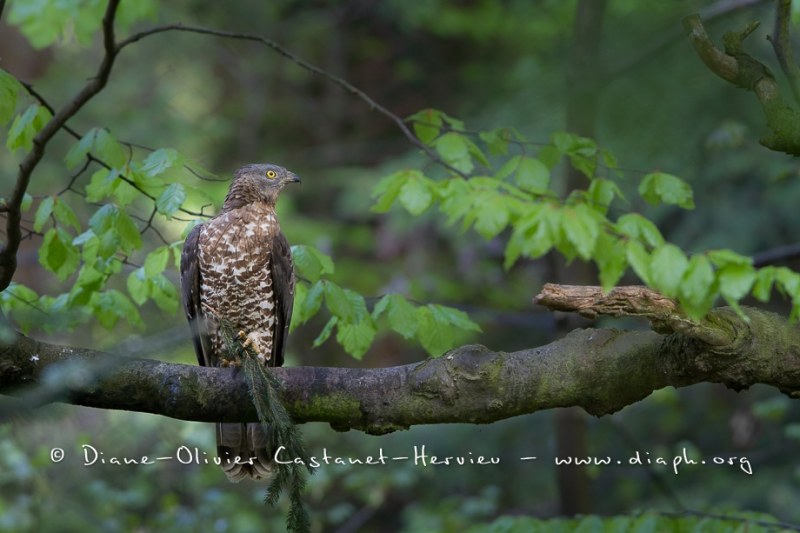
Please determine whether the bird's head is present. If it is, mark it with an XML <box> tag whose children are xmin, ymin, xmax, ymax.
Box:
<box><xmin>223</xmin><ymin>163</ymin><xmax>301</xmax><ymax>210</ymax></box>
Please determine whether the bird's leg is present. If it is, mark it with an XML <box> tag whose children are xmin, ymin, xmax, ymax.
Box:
<box><xmin>238</xmin><ymin>330</ymin><xmax>268</xmax><ymax>365</ymax></box>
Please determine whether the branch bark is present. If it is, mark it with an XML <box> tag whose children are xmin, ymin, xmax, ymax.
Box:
<box><xmin>768</xmin><ymin>0</ymin><xmax>800</xmax><ymax>105</ymax></box>
<box><xmin>2</xmin><ymin>302</ymin><xmax>799</xmax><ymax>434</ymax></box>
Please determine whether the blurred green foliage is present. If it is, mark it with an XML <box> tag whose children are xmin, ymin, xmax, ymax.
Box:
<box><xmin>3</xmin><ymin>0</ymin><xmax>800</xmax><ymax>531</ymax></box>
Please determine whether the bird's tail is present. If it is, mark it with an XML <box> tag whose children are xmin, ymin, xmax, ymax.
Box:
<box><xmin>216</xmin><ymin>422</ymin><xmax>275</xmax><ymax>482</ymax></box>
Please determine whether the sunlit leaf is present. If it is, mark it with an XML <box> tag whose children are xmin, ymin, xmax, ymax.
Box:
<box><xmin>144</xmin><ymin>247</ymin><xmax>170</xmax><ymax>277</ymax></box>
<box><xmin>155</xmin><ymin>183</ymin><xmax>186</xmax><ymax>217</ymax></box>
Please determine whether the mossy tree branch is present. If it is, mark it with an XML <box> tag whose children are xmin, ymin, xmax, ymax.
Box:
<box><xmin>683</xmin><ymin>12</ymin><xmax>800</xmax><ymax>155</ymax></box>
<box><xmin>2</xmin><ymin>289</ymin><xmax>800</xmax><ymax>434</ymax></box>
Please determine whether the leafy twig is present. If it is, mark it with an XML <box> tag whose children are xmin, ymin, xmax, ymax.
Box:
<box><xmin>0</xmin><ymin>0</ymin><xmax>123</xmax><ymax>292</ymax></box>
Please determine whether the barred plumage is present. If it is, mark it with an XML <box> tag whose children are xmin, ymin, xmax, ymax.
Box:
<box><xmin>180</xmin><ymin>163</ymin><xmax>300</xmax><ymax>482</ymax></box>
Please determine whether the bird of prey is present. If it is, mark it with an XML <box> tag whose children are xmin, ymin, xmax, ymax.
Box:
<box><xmin>180</xmin><ymin>163</ymin><xmax>300</xmax><ymax>482</ymax></box>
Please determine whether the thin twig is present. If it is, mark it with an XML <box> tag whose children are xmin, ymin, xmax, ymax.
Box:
<box><xmin>22</xmin><ymin>81</ymin><xmax>211</xmax><ymax>218</ymax></box>
<box><xmin>608</xmin><ymin>0</ymin><xmax>768</xmax><ymax>79</ymax></box>
<box><xmin>57</xmin><ymin>158</ymin><xmax>92</xmax><ymax>196</ymax></box>
<box><xmin>768</xmin><ymin>0</ymin><xmax>800</xmax><ymax>105</ymax></box>
<box><xmin>117</xmin><ymin>23</ymin><xmax>469</xmax><ymax>178</ymax></box>
<box><xmin>753</xmin><ymin>241</ymin><xmax>800</xmax><ymax>266</ymax></box>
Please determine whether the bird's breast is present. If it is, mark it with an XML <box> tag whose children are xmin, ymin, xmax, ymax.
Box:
<box><xmin>197</xmin><ymin>209</ymin><xmax>278</xmax><ymax>318</ymax></box>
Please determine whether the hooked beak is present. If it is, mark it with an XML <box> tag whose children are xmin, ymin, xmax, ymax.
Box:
<box><xmin>286</xmin><ymin>172</ymin><xmax>301</xmax><ymax>184</ymax></box>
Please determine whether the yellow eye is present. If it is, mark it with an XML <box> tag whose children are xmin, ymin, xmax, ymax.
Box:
<box><xmin>266</xmin><ymin>170</ymin><xmax>277</xmax><ymax>179</ymax></box>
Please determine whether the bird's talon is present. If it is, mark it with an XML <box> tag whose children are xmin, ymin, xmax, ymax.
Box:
<box><xmin>220</xmin><ymin>357</ymin><xmax>240</xmax><ymax>368</ymax></box>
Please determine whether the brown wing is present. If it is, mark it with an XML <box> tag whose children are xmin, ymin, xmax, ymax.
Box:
<box><xmin>180</xmin><ymin>223</ymin><xmax>215</xmax><ymax>367</ymax></box>
<box><xmin>269</xmin><ymin>232</ymin><xmax>294</xmax><ymax>368</ymax></box>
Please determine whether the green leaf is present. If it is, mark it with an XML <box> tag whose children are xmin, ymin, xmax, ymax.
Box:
<box><xmin>435</xmin><ymin>132</ymin><xmax>473</xmax><ymax>174</ymax></box>
<box><xmin>638</xmin><ymin>172</ymin><xmax>695</xmax><ymax>209</ymax></box>
<box><xmin>514</xmin><ymin>157</ymin><xmax>550</xmax><ymax>192</ymax></box>
<box><xmin>679</xmin><ymin>255</ymin><xmax>716</xmax><ymax>320</ymax></box>
<box><xmin>625</xmin><ymin>240</ymin><xmax>651</xmax><ymax>285</ymax></box>
<box><xmin>438</xmin><ymin>178</ymin><xmax>474</xmax><ymax>226</ymax></box>
<box><xmin>94</xmin><ymin>129</ymin><xmax>127</xmax><ymax>168</ymax></box>
<box><xmin>291</xmin><ymin>245</ymin><xmax>334</xmax><ymax>283</ymax></box>
<box><xmin>473</xmin><ymin>191</ymin><xmax>509</xmax><ymax>239</ymax></box>
<box><xmin>479</xmin><ymin>128</ymin><xmax>509</xmax><ymax>156</ymax></box>
<box><xmin>144</xmin><ymin>246</ymin><xmax>170</xmax><ymax>277</ymax></box>
<box><xmin>707</xmin><ymin>249</ymin><xmax>753</xmax><ymax>268</ymax></box>
<box><xmin>372</xmin><ymin>293</ymin><xmax>418</xmax><ymax>339</ymax></box>
<box><xmin>113</xmin><ymin>179</ymin><xmax>139</xmax><ymax>207</ymax></box>
<box><xmin>407</xmin><ymin>108</ymin><xmax>442</xmax><ymax>145</ymax></box>
<box><xmin>428</xmin><ymin>303</ymin><xmax>481</xmax><ymax>332</ymax></box>
<box><xmin>324</xmin><ymin>281</ymin><xmax>354</xmax><ymax>322</ymax></box>
<box><xmin>313</xmin><ymin>316</ymin><xmax>338</xmax><ymax>347</ymax></box>
<box><xmin>33</xmin><ymin>196</ymin><xmax>54</xmax><ymax>232</ymax></box>
<box><xmin>6</xmin><ymin>104</ymin><xmax>51</xmax><ymax>152</ymax></box>
<box><xmin>89</xmin><ymin>204</ymin><xmax>141</xmax><ymax>255</ymax></box>
<box><xmin>718</xmin><ymin>263</ymin><xmax>756</xmax><ymax>301</ymax></box>
<box><xmin>64</xmin><ymin>128</ymin><xmax>98</xmax><ymax>169</ymax></box>
<box><xmin>398</xmin><ymin>174</ymin><xmax>433</xmax><ymax>215</ymax></box>
<box><xmin>465</xmin><ymin>137</ymin><xmax>489</xmax><ymax>167</ymax></box>
<box><xmin>127</xmin><ymin>268</ymin><xmax>149</xmax><ymax>305</ymax></box>
<box><xmin>88</xmin><ymin>204</ymin><xmax>116</xmax><ymax>235</ymax></box>
<box><xmin>115</xmin><ymin>209</ymin><xmax>142</xmax><ymax>253</ymax></box>
<box><xmin>69</xmin><ymin>265</ymin><xmax>106</xmax><ymax>307</ymax></box>
<box><xmin>587</xmin><ymin>178</ymin><xmax>624</xmax><ymax>212</ymax></box>
<box><xmin>775</xmin><ymin>267</ymin><xmax>800</xmax><ymax>296</ymax></box>
<box><xmin>538</xmin><ymin>144</ymin><xmax>561</xmax><ymax>169</ymax></box>
<box><xmin>0</xmin><ymin>68</ymin><xmax>22</xmax><ymax>126</ymax></box>
<box><xmin>294</xmin><ymin>280</ymin><xmax>324</xmax><ymax>327</ymax></box>
<box><xmin>155</xmin><ymin>183</ymin><xmax>186</xmax><ymax>217</ymax></box>
<box><xmin>85</xmin><ymin>168</ymin><xmax>120</xmax><ymax>202</ymax></box>
<box><xmin>336</xmin><ymin>319</ymin><xmax>376</xmax><ymax>359</ymax></box>
<box><xmin>562</xmin><ymin>204</ymin><xmax>599</xmax><ymax>260</ymax></box>
<box><xmin>416</xmin><ymin>307</ymin><xmax>453</xmax><ymax>357</ymax></box>
<box><xmin>503</xmin><ymin>204</ymin><xmax>555</xmax><ymax>268</ymax></box>
<box><xmin>594</xmin><ymin>232</ymin><xmax>626</xmax><ymax>291</ymax></box>
<box><xmin>752</xmin><ymin>266</ymin><xmax>776</xmax><ymax>302</ymax></box>
<box><xmin>616</xmin><ymin>213</ymin><xmax>664</xmax><ymax>248</ymax></box>
<box><xmin>140</xmin><ymin>148</ymin><xmax>182</xmax><ymax>177</ymax></box>
<box><xmin>150</xmin><ymin>274</ymin><xmax>179</xmax><ymax>313</ymax></box>
<box><xmin>552</xmin><ymin>131</ymin><xmax>598</xmax><ymax>178</ymax></box>
<box><xmin>416</xmin><ymin>304</ymin><xmax>479</xmax><ymax>357</ymax></box>
<box><xmin>38</xmin><ymin>228</ymin><xmax>80</xmax><ymax>281</ymax></box>
<box><xmin>92</xmin><ymin>290</ymin><xmax>143</xmax><ymax>329</ymax></box>
<box><xmin>650</xmin><ymin>244</ymin><xmax>689</xmax><ymax>297</ymax></box>
<box><xmin>495</xmin><ymin>155</ymin><xmax>520</xmax><ymax>180</ymax></box>
<box><xmin>53</xmin><ymin>198</ymin><xmax>81</xmax><ymax>232</ymax></box>
<box><xmin>371</xmin><ymin>170</ymin><xmax>408</xmax><ymax>213</ymax></box>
